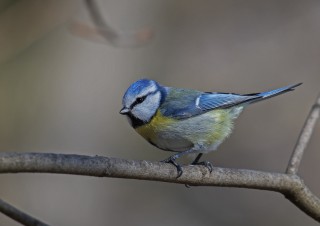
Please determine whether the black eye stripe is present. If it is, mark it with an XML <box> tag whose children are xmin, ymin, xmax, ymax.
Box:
<box><xmin>131</xmin><ymin>95</ymin><xmax>147</xmax><ymax>108</ymax></box>
<box><xmin>130</xmin><ymin>90</ymin><xmax>159</xmax><ymax>109</ymax></box>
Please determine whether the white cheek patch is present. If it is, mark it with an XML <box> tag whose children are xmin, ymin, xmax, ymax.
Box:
<box><xmin>132</xmin><ymin>91</ymin><xmax>161</xmax><ymax>122</ymax></box>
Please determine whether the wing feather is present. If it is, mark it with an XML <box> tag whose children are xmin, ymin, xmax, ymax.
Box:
<box><xmin>159</xmin><ymin>83</ymin><xmax>301</xmax><ymax>120</ymax></box>
<box><xmin>160</xmin><ymin>88</ymin><xmax>259</xmax><ymax>119</ymax></box>
<box><xmin>198</xmin><ymin>93</ymin><xmax>260</xmax><ymax>111</ymax></box>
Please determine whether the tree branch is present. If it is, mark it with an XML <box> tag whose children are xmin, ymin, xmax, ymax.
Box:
<box><xmin>286</xmin><ymin>94</ymin><xmax>320</xmax><ymax>174</ymax></box>
<box><xmin>0</xmin><ymin>198</ymin><xmax>49</xmax><ymax>226</ymax></box>
<box><xmin>0</xmin><ymin>152</ymin><xmax>320</xmax><ymax>222</ymax></box>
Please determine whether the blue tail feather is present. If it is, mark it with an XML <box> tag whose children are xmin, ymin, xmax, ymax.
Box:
<box><xmin>248</xmin><ymin>83</ymin><xmax>302</xmax><ymax>103</ymax></box>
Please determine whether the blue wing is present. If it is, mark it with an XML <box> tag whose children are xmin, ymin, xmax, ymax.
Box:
<box><xmin>160</xmin><ymin>88</ymin><xmax>259</xmax><ymax>119</ymax></box>
<box><xmin>160</xmin><ymin>83</ymin><xmax>301</xmax><ymax>119</ymax></box>
<box><xmin>197</xmin><ymin>93</ymin><xmax>259</xmax><ymax>111</ymax></box>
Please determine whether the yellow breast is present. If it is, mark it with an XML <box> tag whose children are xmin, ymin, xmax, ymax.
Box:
<box><xmin>135</xmin><ymin>110</ymin><xmax>175</xmax><ymax>142</ymax></box>
<box><xmin>134</xmin><ymin>108</ymin><xmax>234</xmax><ymax>152</ymax></box>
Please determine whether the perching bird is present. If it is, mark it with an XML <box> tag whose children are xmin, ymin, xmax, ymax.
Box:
<box><xmin>120</xmin><ymin>79</ymin><xmax>301</xmax><ymax>177</ymax></box>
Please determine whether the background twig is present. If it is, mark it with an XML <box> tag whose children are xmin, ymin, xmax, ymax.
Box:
<box><xmin>0</xmin><ymin>198</ymin><xmax>49</xmax><ymax>226</ymax></box>
<box><xmin>78</xmin><ymin>0</ymin><xmax>153</xmax><ymax>47</ymax></box>
<box><xmin>286</xmin><ymin>94</ymin><xmax>320</xmax><ymax>174</ymax></box>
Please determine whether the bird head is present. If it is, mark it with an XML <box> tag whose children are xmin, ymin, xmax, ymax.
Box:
<box><xmin>120</xmin><ymin>79</ymin><xmax>165</xmax><ymax>127</ymax></box>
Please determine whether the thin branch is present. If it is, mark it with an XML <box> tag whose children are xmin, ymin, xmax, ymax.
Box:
<box><xmin>286</xmin><ymin>94</ymin><xmax>320</xmax><ymax>174</ymax></box>
<box><xmin>0</xmin><ymin>198</ymin><xmax>49</xmax><ymax>226</ymax></box>
<box><xmin>73</xmin><ymin>0</ymin><xmax>153</xmax><ymax>47</ymax></box>
<box><xmin>84</xmin><ymin>0</ymin><xmax>118</xmax><ymax>40</ymax></box>
<box><xmin>0</xmin><ymin>152</ymin><xmax>320</xmax><ymax>222</ymax></box>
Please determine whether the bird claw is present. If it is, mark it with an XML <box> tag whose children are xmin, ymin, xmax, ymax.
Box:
<box><xmin>192</xmin><ymin>161</ymin><xmax>213</xmax><ymax>173</ymax></box>
<box><xmin>183</xmin><ymin>161</ymin><xmax>213</xmax><ymax>188</ymax></box>
<box><xmin>161</xmin><ymin>157</ymin><xmax>183</xmax><ymax>178</ymax></box>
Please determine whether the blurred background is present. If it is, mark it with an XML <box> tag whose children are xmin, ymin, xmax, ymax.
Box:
<box><xmin>0</xmin><ymin>0</ymin><xmax>319</xmax><ymax>225</ymax></box>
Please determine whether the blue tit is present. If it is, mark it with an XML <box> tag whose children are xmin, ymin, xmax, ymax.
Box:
<box><xmin>120</xmin><ymin>79</ymin><xmax>301</xmax><ymax>177</ymax></box>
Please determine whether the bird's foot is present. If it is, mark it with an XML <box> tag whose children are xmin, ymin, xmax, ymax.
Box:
<box><xmin>184</xmin><ymin>161</ymin><xmax>213</xmax><ymax>188</ymax></box>
<box><xmin>161</xmin><ymin>157</ymin><xmax>183</xmax><ymax>178</ymax></box>
<box><xmin>191</xmin><ymin>161</ymin><xmax>213</xmax><ymax>173</ymax></box>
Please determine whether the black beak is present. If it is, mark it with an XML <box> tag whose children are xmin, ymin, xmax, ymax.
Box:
<box><xmin>119</xmin><ymin>107</ymin><xmax>130</xmax><ymax>115</ymax></box>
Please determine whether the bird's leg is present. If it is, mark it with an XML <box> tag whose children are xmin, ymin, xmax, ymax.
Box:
<box><xmin>184</xmin><ymin>153</ymin><xmax>213</xmax><ymax>188</ymax></box>
<box><xmin>191</xmin><ymin>153</ymin><xmax>203</xmax><ymax>165</ymax></box>
<box><xmin>191</xmin><ymin>153</ymin><xmax>213</xmax><ymax>173</ymax></box>
<box><xmin>161</xmin><ymin>149</ymin><xmax>195</xmax><ymax>178</ymax></box>
<box><xmin>161</xmin><ymin>155</ymin><xmax>182</xmax><ymax>178</ymax></box>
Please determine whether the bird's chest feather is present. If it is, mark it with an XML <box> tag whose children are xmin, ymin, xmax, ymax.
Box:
<box><xmin>135</xmin><ymin>109</ymin><xmax>235</xmax><ymax>152</ymax></box>
<box><xmin>135</xmin><ymin>110</ymin><xmax>192</xmax><ymax>151</ymax></box>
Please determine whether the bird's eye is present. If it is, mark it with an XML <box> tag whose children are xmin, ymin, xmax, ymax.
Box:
<box><xmin>130</xmin><ymin>96</ymin><xmax>147</xmax><ymax>109</ymax></box>
<box><xmin>136</xmin><ymin>96</ymin><xmax>146</xmax><ymax>104</ymax></box>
